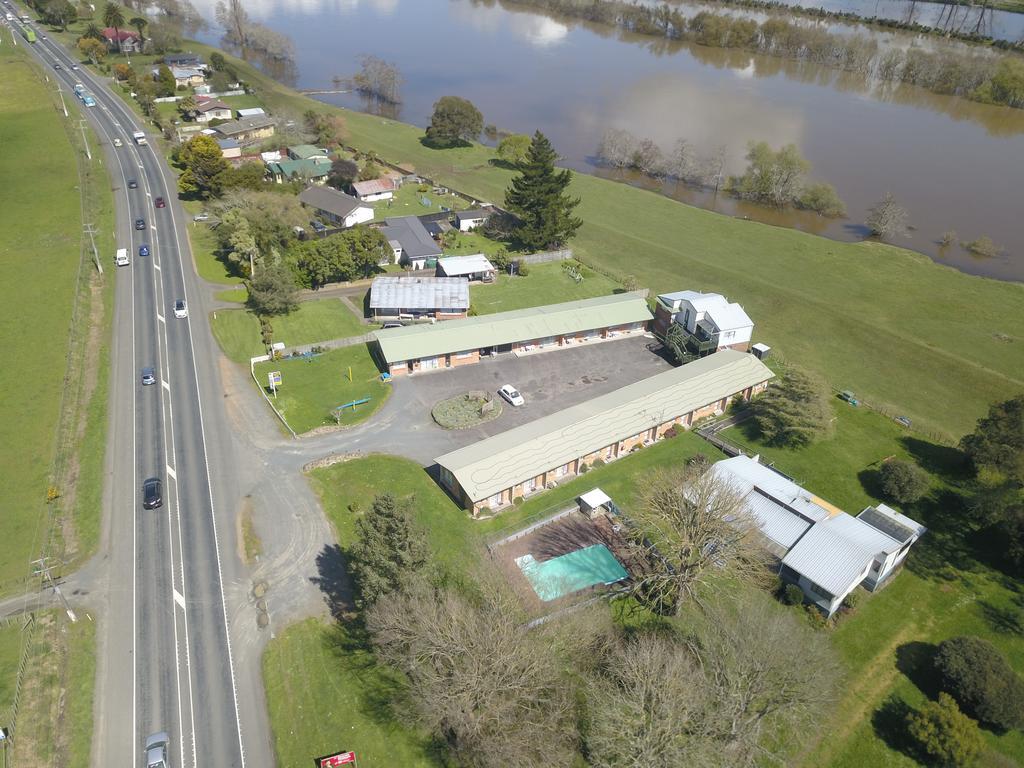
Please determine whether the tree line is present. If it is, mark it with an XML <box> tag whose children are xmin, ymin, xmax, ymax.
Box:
<box><xmin>598</xmin><ymin>130</ymin><xmax>847</xmax><ymax>216</ymax></box>
<box><xmin>497</xmin><ymin>0</ymin><xmax>1024</xmax><ymax>110</ymax></box>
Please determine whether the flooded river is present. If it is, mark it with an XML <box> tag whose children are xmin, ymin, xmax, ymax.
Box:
<box><xmin>190</xmin><ymin>0</ymin><xmax>1024</xmax><ymax>281</ymax></box>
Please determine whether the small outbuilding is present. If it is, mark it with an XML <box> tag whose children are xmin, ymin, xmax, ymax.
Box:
<box><xmin>454</xmin><ymin>208</ymin><xmax>492</xmax><ymax>232</ymax></box>
<box><xmin>351</xmin><ymin>178</ymin><xmax>396</xmax><ymax>202</ymax></box>
<box><xmin>436</xmin><ymin>254</ymin><xmax>496</xmax><ymax>283</ymax></box>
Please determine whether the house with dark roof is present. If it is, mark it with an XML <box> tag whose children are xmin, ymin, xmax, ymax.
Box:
<box><xmin>194</xmin><ymin>99</ymin><xmax>233</xmax><ymax>123</ymax></box>
<box><xmin>213</xmin><ymin>116</ymin><xmax>276</xmax><ymax>145</ymax></box>
<box><xmin>298</xmin><ymin>186</ymin><xmax>374</xmax><ymax>229</ymax></box>
<box><xmin>164</xmin><ymin>53</ymin><xmax>204</xmax><ymax>68</ymax></box>
<box><xmin>378</xmin><ymin>216</ymin><xmax>441</xmax><ymax>269</ymax></box>
<box><xmin>216</xmin><ymin>138</ymin><xmax>241</xmax><ymax>159</ymax></box>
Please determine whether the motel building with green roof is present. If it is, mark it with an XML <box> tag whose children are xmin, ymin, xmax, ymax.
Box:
<box><xmin>373</xmin><ymin>293</ymin><xmax>653</xmax><ymax>376</ymax></box>
<box><xmin>435</xmin><ymin>350</ymin><xmax>774</xmax><ymax>516</ymax></box>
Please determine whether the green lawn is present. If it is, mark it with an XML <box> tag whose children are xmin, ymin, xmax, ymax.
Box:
<box><xmin>215</xmin><ymin>287</ymin><xmax>248</xmax><ymax>303</ymax></box>
<box><xmin>371</xmin><ymin>178</ymin><xmax>469</xmax><ymax>217</ymax></box>
<box><xmin>472</xmin><ymin>261</ymin><xmax>622</xmax><ymax>314</ymax></box>
<box><xmin>723</xmin><ymin>404</ymin><xmax>1024</xmax><ymax>767</ymax></box>
<box><xmin>253</xmin><ymin>345</ymin><xmax>390</xmax><ymax>433</ymax></box>
<box><xmin>0</xmin><ymin>44</ymin><xmax>113</xmax><ymax>592</ymax></box>
<box><xmin>185</xmin><ymin>214</ymin><xmax>244</xmax><ymax>285</ymax></box>
<box><xmin>0</xmin><ymin>621</ymin><xmax>22</xmax><ymax>715</ymax></box>
<box><xmin>441</xmin><ymin>230</ymin><xmax>507</xmax><ymax>257</ymax></box>
<box><xmin>212</xmin><ymin>299</ymin><xmax>373</xmax><ymax>363</ymax></box>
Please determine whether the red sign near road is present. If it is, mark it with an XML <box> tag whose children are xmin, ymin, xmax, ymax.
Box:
<box><xmin>319</xmin><ymin>751</ymin><xmax>356</xmax><ymax>767</ymax></box>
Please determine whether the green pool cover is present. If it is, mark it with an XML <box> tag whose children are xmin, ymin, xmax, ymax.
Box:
<box><xmin>516</xmin><ymin>544</ymin><xmax>629</xmax><ymax>602</ymax></box>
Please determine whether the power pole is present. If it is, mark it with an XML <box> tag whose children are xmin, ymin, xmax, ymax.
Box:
<box><xmin>56</xmin><ymin>84</ymin><xmax>68</xmax><ymax>117</ymax></box>
<box><xmin>78</xmin><ymin>119</ymin><xmax>91</xmax><ymax>160</ymax></box>
<box><xmin>84</xmin><ymin>223</ymin><xmax>103</xmax><ymax>274</ymax></box>
<box><xmin>31</xmin><ymin>558</ymin><xmax>77</xmax><ymax>623</ymax></box>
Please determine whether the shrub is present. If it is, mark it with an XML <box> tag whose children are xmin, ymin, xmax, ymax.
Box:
<box><xmin>579</xmin><ymin>463</ymin><xmax>590</xmax><ymax>474</ymax></box>
<box><xmin>879</xmin><ymin>459</ymin><xmax>930</xmax><ymax>504</ymax></box>
<box><xmin>935</xmin><ymin>636</ymin><xmax>1024</xmax><ymax>731</ymax></box>
<box><xmin>906</xmin><ymin>692</ymin><xmax>984</xmax><ymax>768</ymax></box>
<box><xmin>963</xmin><ymin>236</ymin><xmax>1002</xmax><ymax>258</ymax></box>
<box><xmin>467</xmin><ymin>303</ymin><xmax>479</xmax><ymax>317</ymax></box>
<box><xmin>749</xmin><ymin>367</ymin><xmax>833</xmax><ymax>448</ymax></box>
<box><xmin>516</xmin><ymin>260</ymin><xmax>530</xmax><ymax>277</ymax></box>
<box><xmin>940</xmin><ymin>230</ymin><xmax>958</xmax><ymax>247</ymax></box>
<box><xmin>804</xmin><ymin>604</ymin><xmax>829</xmax><ymax>628</ymax></box>
<box><xmin>842</xmin><ymin>591</ymin><xmax>861</xmax><ymax>611</ymax></box>
<box><xmin>512</xmin><ymin>496</ymin><xmax>524</xmax><ymax>506</ymax></box>
<box><xmin>592</xmin><ymin>458</ymin><xmax>606</xmax><ymax>468</ymax></box>
<box><xmin>798</xmin><ymin>182</ymin><xmax>847</xmax><ymax>217</ymax></box>
<box><xmin>490</xmin><ymin>248</ymin><xmax>510</xmax><ymax>271</ymax></box>
<box><xmin>477</xmin><ymin>506</ymin><xmax>491</xmax><ymax>517</ymax></box>
<box><xmin>783</xmin><ymin>584</ymin><xmax>805</xmax><ymax>606</ymax></box>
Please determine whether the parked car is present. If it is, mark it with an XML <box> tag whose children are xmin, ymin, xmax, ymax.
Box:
<box><xmin>141</xmin><ymin>367</ymin><xmax>156</xmax><ymax>386</ymax></box>
<box><xmin>113</xmin><ymin>137</ymin><xmax>122</xmax><ymax>147</ymax></box>
<box><xmin>193</xmin><ymin>213</ymin><xmax>209</xmax><ymax>222</ymax></box>
<box><xmin>173</xmin><ymin>299</ymin><xmax>187</xmax><ymax>319</ymax></box>
<box><xmin>128</xmin><ymin>179</ymin><xmax>138</xmax><ymax>189</ymax></box>
<box><xmin>310</xmin><ymin>220</ymin><xmax>327</xmax><ymax>234</ymax></box>
<box><xmin>154</xmin><ymin>197</ymin><xmax>166</xmax><ymax>208</ymax></box>
<box><xmin>134</xmin><ymin>218</ymin><xmax>146</xmax><ymax>230</ymax></box>
<box><xmin>139</xmin><ymin>244</ymin><xmax>150</xmax><ymax>257</ymax></box>
<box><xmin>144</xmin><ymin>731</ymin><xmax>169</xmax><ymax>768</ymax></box>
<box><xmin>498</xmin><ymin>384</ymin><xmax>525</xmax><ymax>407</ymax></box>
<box><xmin>142</xmin><ymin>478</ymin><xmax>162</xmax><ymax>510</ymax></box>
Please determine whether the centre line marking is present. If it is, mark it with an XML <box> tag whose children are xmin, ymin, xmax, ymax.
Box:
<box><xmin>154</xmin><ymin>262</ymin><xmax>161</xmax><ymax>271</ymax></box>
<box><xmin>173</xmin><ymin>590</ymin><xmax>185</xmax><ymax>609</ymax></box>
<box><xmin>161</xmin><ymin>380</ymin><xmax>170</xmax><ymax>391</ymax></box>
<box><xmin>156</xmin><ymin>314</ymin><xmax>165</xmax><ymax>324</ymax></box>
<box><xmin>166</xmin><ymin>464</ymin><xmax>176</xmax><ymax>480</ymax></box>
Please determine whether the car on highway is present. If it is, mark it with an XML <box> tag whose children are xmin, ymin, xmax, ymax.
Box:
<box><xmin>154</xmin><ymin>196</ymin><xmax>166</xmax><ymax>208</ymax></box>
<box><xmin>142</xmin><ymin>478</ymin><xmax>163</xmax><ymax>510</ymax></box>
<box><xmin>113</xmin><ymin>137</ymin><xmax>122</xmax><ymax>147</ymax></box>
<box><xmin>498</xmin><ymin>384</ymin><xmax>525</xmax><ymax>407</ymax></box>
<box><xmin>134</xmin><ymin>218</ymin><xmax>146</xmax><ymax>230</ymax></box>
<box><xmin>141</xmin><ymin>367</ymin><xmax>156</xmax><ymax>386</ymax></box>
<box><xmin>128</xmin><ymin>179</ymin><xmax>138</xmax><ymax>189</ymax></box>
<box><xmin>71</xmin><ymin>64</ymin><xmax>79</xmax><ymax>70</ymax></box>
<box><xmin>53</xmin><ymin>62</ymin><xmax>61</xmax><ymax>70</ymax></box>
<box><xmin>173</xmin><ymin>299</ymin><xmax>188</xmax><ymax>319</ymax></box>
<box><xmin>145</xmin><ymin>731</ymin><xmax>170</xmax><ymax>768</ymax></box>
<box><xmin>139</xmin><ymin>244</ymin><xmax>150</xmax><ymax>257</ymax></box>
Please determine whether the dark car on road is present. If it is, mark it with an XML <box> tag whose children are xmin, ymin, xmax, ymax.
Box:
<box><xmin>135</xmin><ymin>218</ymin><xmax>146</xmax><ymax>230</ymax></box>
<box><xmin>154</xmin><ymin>197</ymin><xmax>166</xmax><ymax>208</ymax></box>
<box><xmin>142</xmin><ymin>477</ymin><xmax>163</xmax><ymax>510</ymax></box>
<box><xmin>139</xmin><ymin>244</ymin><xmax>150</xmax><ymax>257</ymax></box>
<box><xmin>128</xmin><ymin>179</ymin><xmax>138</xmax><ymax>189</ymax></box>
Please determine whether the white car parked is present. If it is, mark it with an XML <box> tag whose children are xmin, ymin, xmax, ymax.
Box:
<box><xmin>498</xmin><ymin>384</ymin><xmax>524</xmax><ymax>407</ymax></box>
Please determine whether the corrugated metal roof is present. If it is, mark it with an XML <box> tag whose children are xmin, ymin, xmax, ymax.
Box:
<box><xmin>437</xmin><ymin>254</ymin><xmax>494</xmax><ymax>276</ymax></box>
<box><xmin>353</xmin><ymin>178</ymin><xmax>395</xmax><ymax>196</ymax></box>
<box><xmin>744</xmin><ymin>490</ymin><xmax>813</xmax><ymax>551</ymax></box>
<box><xmin>710</xmin><ymin>455</ymin><xmax>833</xmax><ymax>524</ymax></box>
<box><xmin>375</xmin><ymin>293</ymin><xmax>652</xmax><ymax>365</ymax></box>
<box><xmin>782</xmin><ymin>522</ymin><xmax>873</xmax><ymax>597</ymax></box>
<box><xmin>436</xmin><ymin>351</ymin><xmax>773</xmax><ymax>502</ymax></box>
<box><xmin>369</xmin><ymin>276</ymin><xmax>469</xmax><ymax>310</ymax></box>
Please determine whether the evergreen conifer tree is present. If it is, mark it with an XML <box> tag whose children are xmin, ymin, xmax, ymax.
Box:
<box><xmin>504</xmin><ymin>132</ymin><xmax>582</xmax><ymax>251</ymax></box>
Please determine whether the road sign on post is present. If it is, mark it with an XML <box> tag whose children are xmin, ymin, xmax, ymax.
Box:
<box><xmin>318</xmin><ymin>751</ymin><xmax>356</xmax><ymax>767</ymax></box>
<box><xmin>268</xmin><ymin>370</ymin><xmax>282</xmax><ymax>398</ymax></box>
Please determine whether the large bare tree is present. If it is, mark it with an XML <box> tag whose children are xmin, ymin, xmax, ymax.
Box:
<box><xmin>625</xmin><ymin>465</ymin><xmax>773</xmax><ymax>615</ymax></box>
<box><xmin>367</xmin><ymin>576</ymin><xmax>578</xmax><ymax>768</ymax></box>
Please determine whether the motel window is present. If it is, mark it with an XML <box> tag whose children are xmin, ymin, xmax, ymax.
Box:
<box><xmin>455</xmin><ymin>350</ymin><xmax>473</xmax><ymax>359</ymax></box>
<box><xmin>488</xmin><ymin>493</ymin><xmax>502</xmax><ymax>508</ymax></box>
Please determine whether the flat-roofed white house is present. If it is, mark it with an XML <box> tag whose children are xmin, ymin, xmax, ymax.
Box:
<box><xmin>436</xmin><ymin>351</ymin><xmax>774</xmax><ymax>515</ymax></box>
<box><xmin>436</xmin><ymin>254</ymin><xmax>496</xmax><ymax>282</ymax></box>
<box><xmin>454</xmin><ymin>208</ymin><xmax>492</xmax><ymax>231</ymax></box>
<box><xmin>369</xmin><ymin>276</ymin><xmax>470</xmax><ymax>320</ymax></box>
<box><xmin>654</xmin><ymin>290</ymin><xmax>754</xmax><ymax>354</ymax></box>
<box><xmin>298</xmin><ymin>186</ymin><xmax>373</xmax><ymax>229</ymax></box>
<box><xmin>709</xmin><ymin>455</ymin><xmax>926</xmax><ymax>616</ymax></box>
<box><xmin>374</xmin><ymin>293</ymin><xmax>653</xmax><ymax>377</ymax></box>
<box><xmin>237</xmin><ymin>107</ymin><xmax>266</xmax><ymax>118</ymax></box>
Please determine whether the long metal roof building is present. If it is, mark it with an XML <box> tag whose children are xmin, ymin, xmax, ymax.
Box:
<box><xmin>369</xmin><ymin>276</ymin><xmax>470</xmax><ymax>311</ymax></box>
<box><xmin>435</xmin><ymin>350</ymin><xmax>773</xmax><ymax>502</ymax></box>
<box><xmin>374</xmin><ymin>293</ymin><xmax>652</xmax><ymax>365</ymax></box>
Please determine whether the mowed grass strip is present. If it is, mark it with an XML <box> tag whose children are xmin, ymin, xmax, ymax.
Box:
<box><xmin>472</xmin><ymin>261</ymin><xmax>621</xmax><ymax>314</ymax></box>
<box><xmin>253</xmin><ymin>345</ymin><xmax>389</xmax><ymax>433</ymax></box>
<box><xmin>0</xmin><ymin>621</ymin><xmax>23</xmax><ymax>714</ymax></box>
<box><xmin>0</xmin><ymin>50</ymin><xmax>87</xmax><ymax>588</ymax></box>
<box><xmin>212</xmin><ymin>299</ymin><xmax>373</xmax><ymax>363</ymax></box>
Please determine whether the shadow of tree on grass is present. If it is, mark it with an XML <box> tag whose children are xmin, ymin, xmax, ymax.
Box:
<box><xmin>896</xmin><ymin>641</ymin><xmax>941</xmax><ymax>699</ymax></box>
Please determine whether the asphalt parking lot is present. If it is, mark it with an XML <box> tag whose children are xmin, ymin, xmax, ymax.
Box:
<box><xmin>321</xmin><ymin>334</ymin><xmax>674</xmax><ymax>465</ymax></box>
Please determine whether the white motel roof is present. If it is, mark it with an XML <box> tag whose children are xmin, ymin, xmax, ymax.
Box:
<box><xmin>374</xmin><ymin>293</ymin><xmax>653</xmax><ymax>365</ymax></box>
<box><xmin>369</xmin><ymin>276</ymin><xmax>470</xmax><ymax>310</ymax></box>
<box><xmin>436</xmin><ymin>351</ymin><xmax>774</xmax><ymax>502</ymax></box>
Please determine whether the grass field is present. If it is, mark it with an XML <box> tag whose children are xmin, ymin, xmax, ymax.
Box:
<box><xmin>176</xmin><ymin>47</ymin><xmax>1024</xmax><ymax>444</ymax></box>
<box><xmin>0</xmin><ymin>622</ymin><xmax>23</xmax><ymax>716</ymax></box>
<box><xmin>212</xmin><ymin>299</ymin><xmax>373</xmax><ymax>363</ymax></box>
<box><xmin>371</xmin><ymin>182</ymin><xmax>468</xmax><ymax>217</ymax></box>
<box><xmin>253</xmin><ymin>345</ymin><xmax>390</xmax><ymax>433</ymax></box>
<box><xmin>0</xmin><ymin>44</ymin><xmax>113</xmax><ymax>593</ymax></box>
<box><xmin>472</xmin><ymin>261</ymin><xmax>622</xmax><ymax>314</ymax></box>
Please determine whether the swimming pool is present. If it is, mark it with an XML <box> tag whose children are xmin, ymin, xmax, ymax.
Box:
<box><xmin>516</xmin><ymin>544</ymin><xmax>629</xmax><ymax>602</ymax></box>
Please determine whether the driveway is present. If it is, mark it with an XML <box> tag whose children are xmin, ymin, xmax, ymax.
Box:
<box><xmin>295</xmin><ymin>334</ymin><xmax>674</xmax><ymax>465</ymax></box>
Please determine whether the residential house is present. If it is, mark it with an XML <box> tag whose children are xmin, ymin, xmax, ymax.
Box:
<box><xmin>436</xmin><ymin>351</ymin><xmax>774</xmax><ymax>515</ymax></box>
<box><xmin>164</xmin><ymin>53</ymin><xmax>204</xmax><ymax>69</ymax></box>
<box><xmin>212</xmin><ymin>115</ymin><xmax>276</xmax><ymax>145</ymax></box>
<box><xmin>216</xmin><ymin>138</ymin><xmax>241</xmax><ymax>159</ymax></box>
<box><xmin>194</xmin><ymin>98</ymin><xmax>233</xmax><ymax>123</ymax></box>
<box><xmin>653</xmin><ymin>290</ymin><xmax>754</xmax><ymax>355</ymax></box>
<box><xmin>288</xmin><ymin>144</ymin><xmax>329</xmax><ymax>161</ymax></box>
<box><xmin>351</xmin><ymin>178</ymin><xmax>396</xmax><ymax>202</ymax></box>
<box><xmin>709</xmin><ymin>455</ymin><xmax>926</xmax><ymax>616</ymax></box>
<box><xmin>237</xmin><ymin>107</ymin><xmax>266</xmax><ymax>119</ymax></box>
<box><xmin>102</xmin><ymin>28</ymin><xmax>141</xmax><ymax>52</ymax></box>
<box><xmin>454</xmin><ymin>208</ymin><xmax>492</xmax><ymax>232</ymax></box>
<box><xmin>375</xmin><ymin>293</ymin><xmax>653</xmax><ymax>377</ymax></box>
<box><xmin>369</xmin><ymin>276</ymin><xmax>470</xmax><ymax>320</ymax></box>
<box><xmin>298</xmin><ymin>186</ymin><xmax>374</xmax><ymax>228</ymax></box>
<box><xmin>170</xmin><ymin>66</ymin><xmax>206</xmax><ymax>88</ymax></box>
<box><xmin>377</xmin><ymin>216</ymin><xmax>441</xmax><ymax>270</ymax></box>
<box><xmin>436</xmin><ymin>254</ymin><xmax>495</xmax><ymax>283</ymax></box>
<box><xmin>265</xmin><ymin>158</ymin><xmax>331</xmax><ymax>185</ymax></box>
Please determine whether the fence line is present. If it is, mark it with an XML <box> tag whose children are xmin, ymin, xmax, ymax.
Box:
<box><xmin>518</xmin><ymin>248</ymin><xmax>573</xmax><ymax>265</ymax></box>
<box><xmin>486</xmin><ymin>504</ymin><xmax>580</xmax><ymax>551</ymax></box>
<box><xmin>284</xmin><ymin>333</ymin><xmax>376</xmax><ymax>356</ymax></box>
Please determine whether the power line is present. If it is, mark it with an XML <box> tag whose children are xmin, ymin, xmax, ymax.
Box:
<box><xmin>84</xmin><ymin>223</ymin><xmax>102</xmax><ymax>274</ymax></box>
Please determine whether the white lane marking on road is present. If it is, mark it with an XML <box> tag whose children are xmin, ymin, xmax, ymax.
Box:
<box><xmin>166</xmin><ymin>464</ymin><xmax>176</xmax><ymax>480</ymax></box>
<box><xmin>174</xmin><ymin>590</ymin><xmax>185</xmax><ymax>609</ymax></box>
<box><xmin>162</xmin><ymin>379</ymin><xmax>170</xmax><ymax>391</ymax></box>
<box><xmin>154</xmin><ymin>262</ymin><xmax>161</xmax><ymax>272</ymax></box>
<box><xmin>156</xmin><ymin>314</ymin><xmax>165</xmax><ymax>324</ymax></box>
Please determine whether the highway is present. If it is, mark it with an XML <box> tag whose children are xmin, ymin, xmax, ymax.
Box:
<box><xmin>14</xmin><ymin>21</ymin><xmax>268</xmax><ymax>768</ymax></box>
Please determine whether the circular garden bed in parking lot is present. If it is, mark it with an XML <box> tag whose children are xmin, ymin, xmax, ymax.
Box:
<box><xmin>432</xmin><ymin>391</ymin><xmax>503</xmax><ymax>429</ymax></box>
